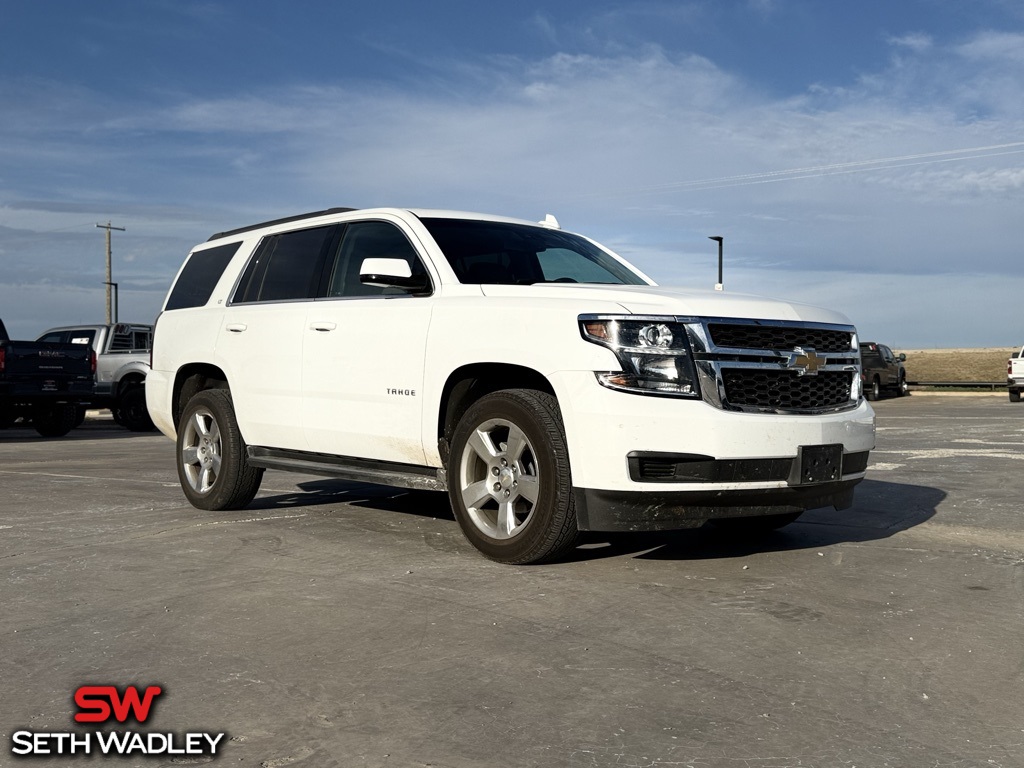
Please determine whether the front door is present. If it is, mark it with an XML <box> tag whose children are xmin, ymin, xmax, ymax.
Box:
<box><xmin>302</xmin><ymin>219</ymin><xmax>433</xmax><ymax>465</ymax></box>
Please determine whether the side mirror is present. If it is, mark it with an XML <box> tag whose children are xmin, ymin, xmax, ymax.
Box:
<box><xmin>359</xmin><ymin>258</ymin><xmax>430</xmax><ymax>295</ymax></box>
<box><xmin>898</xmin><ymin>353</ymin><xmax>906</xmax><ymax>362</ymax></box>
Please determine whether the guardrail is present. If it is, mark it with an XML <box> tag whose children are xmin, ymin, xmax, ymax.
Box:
<box><xmin>907</xmin><ymin>381</ymin><xmax>1006</xmax><ymax>391</ymax></box>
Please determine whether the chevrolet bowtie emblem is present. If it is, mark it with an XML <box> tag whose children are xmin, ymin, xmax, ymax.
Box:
<box><xmin>787</xmin><ymin>347</ymin><xmax>823</xmax><ymax>376</ymax></box>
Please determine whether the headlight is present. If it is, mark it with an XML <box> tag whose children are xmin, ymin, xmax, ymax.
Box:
<box><xmin>580</xmin><ymin>315</ymin><xmax>700</xmax><ymax>398</ymax></box>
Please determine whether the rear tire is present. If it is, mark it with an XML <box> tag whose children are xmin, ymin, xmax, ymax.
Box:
<box><xmin>1010</xmin><ymin>389</ymin><xmax>1021</xmax><ymax>403</ymax></box>
<box><xmin>448</xmin><ymin>389</ymin><xmax>578</xmax><ymax>564</ymax></box>
<box><xmin>118</xmin><ymin>385</ymin><xmax>155</xmax><ymax>432</ymax></box>
<box><xmin>33</xmin><ymin>404</ymin><xmax>77</xmax><ymax>437</ymax></box>
<box><xmin>176</xmin><ymin>389</ymin><xmax>263</xmax><ymax>510</ymax></box>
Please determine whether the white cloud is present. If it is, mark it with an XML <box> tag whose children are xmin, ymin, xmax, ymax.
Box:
<box><xmin>956</xmin><ymin>31</ymin><xmax>1024</xmax><ymax>64</ymax></box>
<box><xmin>1</xmin><ymin>26</ymin><xmax>1023</xmax><ymax>346</ymax></box>
<box><xmin>887</xmin><ymin>33</ymin><xmax>933</xmax><ymax>53</ymax></box>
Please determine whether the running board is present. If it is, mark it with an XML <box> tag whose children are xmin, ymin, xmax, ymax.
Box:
<box><xmin>247</xmin><ymin>446</ymin><xmax>448</xmax><ymax>492</ymax></box>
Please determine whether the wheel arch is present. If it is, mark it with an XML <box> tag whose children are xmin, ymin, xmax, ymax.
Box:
<box><xmin>172</xmin><ymin>363</ymin><xmax>230</xmax><ymax>429</ymax></box>
<box><xmin>114</xmin><ymin>370</ymin><xmax>147</xmax><ymax>398</ymax></box>
<box><xmin>437</xmin><ymin>363</ymin><xmax>556</xmax><ymax>462</ymax></box>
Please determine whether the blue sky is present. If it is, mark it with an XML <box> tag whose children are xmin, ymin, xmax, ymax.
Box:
<box><xmin>2</xmin><ymin>0</ymin><xmax>1023</xmax><ymax>347</ymax></box>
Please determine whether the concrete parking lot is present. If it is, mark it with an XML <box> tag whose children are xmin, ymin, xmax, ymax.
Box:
<box><xmin>2</xmin><ymin>394</ymin><xmax>1022</xmax><ymax>768</ymax></box>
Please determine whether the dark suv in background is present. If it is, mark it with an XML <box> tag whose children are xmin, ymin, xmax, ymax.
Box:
<box><xmin>859</xmin><ymin>342</ymin><xmax>907</xmax><ymax>400</ymax></box>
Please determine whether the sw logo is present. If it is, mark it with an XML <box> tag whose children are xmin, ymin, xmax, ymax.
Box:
<box><xmin>74</xmin><ymin>685</ymin><xmax>163</xmax><ymax>723</ymax></box>
<box><xmin>8</xmin><ymin>683</ymin><xmax>226</xmax><ymax>759</ymax></box>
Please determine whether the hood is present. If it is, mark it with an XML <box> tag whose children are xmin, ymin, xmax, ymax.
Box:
<box><xmin>479</xmin><ymin>283</ymin><xmax>854</xmax><ymax>325</ymax></box>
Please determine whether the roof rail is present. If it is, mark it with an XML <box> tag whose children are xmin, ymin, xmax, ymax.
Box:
<box><xmin>207</xmin><ymin>207</ymin><xmax>359</xmax><ymax>241</ymax></box>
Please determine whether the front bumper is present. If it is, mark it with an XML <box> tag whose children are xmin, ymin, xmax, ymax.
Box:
<box><xmin>574</xmin><ymin>479</ymin><xmax>860</xmax><ymax>532</ymax></box>
<box><xmin>549</xmin><ymin>370</ymin><xmax>875</xmax><ymax>529</ymax></box>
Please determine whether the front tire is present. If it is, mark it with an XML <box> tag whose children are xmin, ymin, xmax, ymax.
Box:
<box><xmin>448</xmin><ymin>389</ymin><xmax>578</xmax><ymax>564</ymax></box>
<box><xmin>177</xmin><ymin>389</ymin><xmax>263</xmax><ymax>510</ymax></box>
<box><xmin>866</xmin><ymin>377</ymin><xmax>881</xmax><ymax>401</ymax></box>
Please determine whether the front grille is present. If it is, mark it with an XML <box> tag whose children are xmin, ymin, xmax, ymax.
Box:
<box><xmin>708</xmin><ymin>323</ymin><xmax>853</xmax><ymax>353</ymax></box>
<box><xmin>721</xmin><ymin>370</ymin><xmax>853</xmax><ymax>410</ymax></box>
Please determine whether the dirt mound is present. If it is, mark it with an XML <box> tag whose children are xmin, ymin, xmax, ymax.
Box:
<box><xmin>896</xmin><ymin>347</ymin><xmax>1014</xmax><ymax>383</ymax></box>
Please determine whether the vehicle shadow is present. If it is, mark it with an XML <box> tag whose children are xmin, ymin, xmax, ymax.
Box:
<box><xmin>248</xmin><ymin>480</ymin><xmax>456</xmax><ymax>517</ymax></box>
<box><xmin>571</xmin><ymin>478</ymin><xmax>942</xmax><ymax>563</ymax></box>
<box><xmin>252</xmin><ymin>477</ymin><xmax>941</xmax><ymax>564</ymax></box>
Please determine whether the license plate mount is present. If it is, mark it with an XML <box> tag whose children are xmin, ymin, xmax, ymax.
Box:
<box><xmin>791</xmin><ymin>444</ymin><xmax>843</xmax><ymax>485</ymax></box>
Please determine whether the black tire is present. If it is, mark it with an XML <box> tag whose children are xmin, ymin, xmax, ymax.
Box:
<box><xmin>896</xmin><ymin>375</ymin><xmax>908</xmax><ymax>397</ymax></box>
<box><xmin>176</xmin><ymin>389</ymin><xmax>263</xmax><ymax>510</ymax></box>
<box><xmin>710</xmin><ymin>511</ymin><xmax>802</xmax><ymax>533</ymax></box>
<box><xmin>33</xmin><ymin>403</ymin><xmax>78</xmax><ymax>437</ymax></box>
<box><xmin>865</xmin><ymin>377</ymin><xmax>881</xmax><ymax>401</ymax></box>
<box><xmin>118</xmin><ymin>385</ymin><xmax>155</xmax><ymax>432</ymax></box>
<box><xmin>448</xmin><ymin>389</ymin><xmax>579</xmax><ymax>564</ymax></box>
<box><xmin>1010</xmin><ymin>390</ymin><xmax>1021</xmax><ymax>403</ymax></box>
<box><xmin>73</xmin><ymin>406</ymin><xmax>88</xmax><ymax>428</ymax></box>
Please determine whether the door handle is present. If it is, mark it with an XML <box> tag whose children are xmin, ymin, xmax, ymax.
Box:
<box><xmin>309</xmin><ymin>322</ymin><xmax>337</xmax><ymax>332</ymax></box>
<box><xmin>225</xmin><ymin>323</ymin><xmax>247</xmax><ymax>333</ymax></box>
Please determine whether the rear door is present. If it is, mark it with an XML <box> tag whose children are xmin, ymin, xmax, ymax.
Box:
<box><xmin>218</xmin><ymin>224</ymin><xmax>338</xmax><ymax>450</ymax></box>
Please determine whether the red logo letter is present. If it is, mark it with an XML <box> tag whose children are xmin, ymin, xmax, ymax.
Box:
<box><xmin>74</xmin><ymin>685</ymin><xmax>163</xmax><ymax>723</ymax></box>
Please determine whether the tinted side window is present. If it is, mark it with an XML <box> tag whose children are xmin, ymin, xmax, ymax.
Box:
<box><xmin>325</xmin><ymin>221</ymin><xmax>427</xmax><ymax>298</ymax></box>
<box><xmin>234</xmin><ymin>226</ymin><xmax>334</xmax><ymax>303</ymax></box>
<box><xmin>165</xmin><ymin>242</ymin><xmax>242</xmax><ymax>311</ymax></box>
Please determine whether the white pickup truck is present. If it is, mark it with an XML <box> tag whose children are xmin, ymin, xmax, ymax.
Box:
<box><xmin>1008</xmin><ymin>346</ymin><xmax>1024</xmax><ymax>402</ymax></box>
<box><xmin>148</xmin><ymin>207</ymin><xmax>875</xmax><ymax>563</ymax></box>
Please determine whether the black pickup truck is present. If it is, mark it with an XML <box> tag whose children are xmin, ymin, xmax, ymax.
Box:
<box><xmin>0</xmin><ymin>318</ymin><xmax>96</xmax><ymax>436</ymax></box>
<box><xmin>859</xmin><ymin>342</ymin><xmax>908</xmax><ymax>401</ymax></box>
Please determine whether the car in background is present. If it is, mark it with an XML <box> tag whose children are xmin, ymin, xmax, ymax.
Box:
<box><xmin>859</xmin><ymin>342</ymin><xmax>907</xmax><ymax>400</ymax></box>
<box><xmin>1</xmin><ymin>317</ymin><xmax>95</xmax><ymax>436</ymax></box>
<box><xmin>1007</xmin><ymin>345</ymin><xmax>1024</xmax><ymax>402</ymax></box>
<box><xmin>37</xmin><ymin>323</ymin><xmax>154</xmax><ymax>431</ymax></box>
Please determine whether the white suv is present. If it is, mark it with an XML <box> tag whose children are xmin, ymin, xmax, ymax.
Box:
<box><xmin>148</xmin><ymin>207</ymin><xmax>875</xmax><ymax>563</ymax></box>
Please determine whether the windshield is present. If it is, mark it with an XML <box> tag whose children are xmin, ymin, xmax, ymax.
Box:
<box><xmin>419</xmin><ymin>218</ymin><xmax>648</xmax><ymax>286</ymax></box>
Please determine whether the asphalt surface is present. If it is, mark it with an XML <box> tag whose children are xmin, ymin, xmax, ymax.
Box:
<box><xmin>1</xmin><ymin>394</ymin><xmax>1022</xmax><ymax>768</ymax></box>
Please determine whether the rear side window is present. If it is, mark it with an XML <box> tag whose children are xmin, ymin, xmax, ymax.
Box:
<box><xmin>165</xmin><ymin>242</ymin><xmax>242</xmax><ymax>311</ymax></box>
<box><xmin>233</xmin><ymin>226</ymin><xmax>335</xmax><ymax>303</ymax></box>
<box><xmin>108</xmin><ymin>326</ymin><xmax>152</xmax><ymax>351</ymax></box>
<box><xmin>38</xmin><ymin>330</ymin><xmax>97</xmax><ymax>347</ymax></box>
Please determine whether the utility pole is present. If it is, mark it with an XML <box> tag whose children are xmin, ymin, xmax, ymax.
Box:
<box><xmin>708</xmin><ymin>236</ymin><xmax>724</xmax><ymax>291</ymax></box>
<box><xmin>97</xmin><ymin>222</ymin><xmax>126</xmax><ymax>323</ymax></box>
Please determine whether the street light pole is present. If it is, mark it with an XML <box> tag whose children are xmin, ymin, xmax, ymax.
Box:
<box><xmin>708</xmin><ymin>236</ymin><xmax>724</xmax><ymax>291</ymax></box>
<box><xmin>97</xmin><ymin>222</ymin><xmax>125</xmax><ymax>323</ymax></box>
